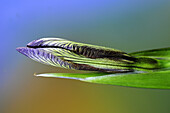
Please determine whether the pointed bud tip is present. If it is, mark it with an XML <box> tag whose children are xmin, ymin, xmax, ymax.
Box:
<box><xmin>16</xmin><ymin>47</ymin><xmax>24</xmax><ymax>52</ymax></box>
<box><xmin>16</xmin><ymin>47</ymin><xmax>28</xmax><ymax>56</ymax></box>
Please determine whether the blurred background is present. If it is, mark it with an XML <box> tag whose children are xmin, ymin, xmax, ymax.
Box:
<box><xmin>1</xmin><ymin>0</ymin><xmax>170</xmax><ymax>113</ymax></box>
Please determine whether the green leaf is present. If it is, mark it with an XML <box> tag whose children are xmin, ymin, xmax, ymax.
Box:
<box><xmin>36</xmin><ymin>70</ymin><xmax>170</xmax><ymax>89</ymax></box>
<box><xmin>36</xmin><ymin>72</ymin><xmax>108</xmax><ymax>79</ymax></box>
<box><xmin>129</xmin><ymin>47</ymin><xmax>170</xmax><ymax>58</ymax></box>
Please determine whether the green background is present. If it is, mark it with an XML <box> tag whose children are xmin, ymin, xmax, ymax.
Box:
<box><xmin>1</xmin><ymin>0</ymin><xmax>170</xmax><ymax>113</ymax></box>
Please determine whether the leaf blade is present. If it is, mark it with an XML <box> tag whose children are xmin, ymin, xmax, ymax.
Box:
<box><xmin>36</xmin><ymin>70</ymin><xmax>170</xmax><ymax>89</ymax></box>
<box><xmin>83</xmin><ymin>70</ymin><xmax>170</xmax><ymax>89</ymax></box>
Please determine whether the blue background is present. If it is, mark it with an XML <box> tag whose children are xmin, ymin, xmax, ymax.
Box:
<box><xmin>1</xmin><ymin>0</ymin><xmax>170</xmax><ymax>113</ymax></box>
